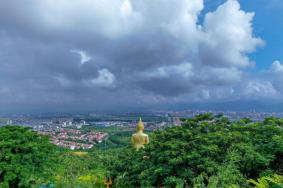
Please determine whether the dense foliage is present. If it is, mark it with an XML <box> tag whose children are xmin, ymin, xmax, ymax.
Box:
<box><xmin>1</xmin><ymin>115</ymin><xmax>283</xmax><ymax>188</ymax></box>
<box><xmin>110</xmin><ymin>114</ymin><xmax>283</xmax><ymax>187</ymax></box>
<box><xmin>0</xmin><ymin>126</ymin><xmax>108</xmax><ymax>188</ymax></box>
<box><xmin>53</xmin><ymin>151</ymin><xmax>106</xmax><ymax>188</ymax></box>
<box><xmin>0</xmin><ymin>126</ymin><xmax>57</xmax><ymax>188</ymax></box>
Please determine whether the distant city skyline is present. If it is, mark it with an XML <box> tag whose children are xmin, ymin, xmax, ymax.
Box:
<box><xmin>0</xmin><ymin>0</ymin><xmax>283</xmax><ymax>113</ymax></box>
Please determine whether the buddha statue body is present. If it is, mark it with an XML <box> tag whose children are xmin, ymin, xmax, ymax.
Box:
<box><xmin>131</xmin><ymin>117</ymin><xmax>149</xmax><ymax>151</ymax></box>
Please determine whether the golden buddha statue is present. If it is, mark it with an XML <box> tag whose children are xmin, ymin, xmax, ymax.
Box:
<box><xmin>131</xmin><ymin>117</ymin><xmax>149</xmax><ymax>151</ymax></box>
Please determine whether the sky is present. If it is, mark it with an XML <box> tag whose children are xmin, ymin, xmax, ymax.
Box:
<box><xmin>0</xmin><ymin>0</ymin><xmax>283</xmax><ymax>114</ymax></box>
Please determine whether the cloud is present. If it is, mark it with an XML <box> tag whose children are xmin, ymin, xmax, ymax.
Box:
<box><xmin>200</xmin><ymin>0</ymin><xmax>264</xmax><ymax>67</ymax></box>
<box><xmin>266</xmin><ymin>60</ymin><xmax>283</xmax><ymax>96</ymax></box>
<box><xmin>0</xmin><ymin>0</ymin><xmax>278</xmax><ymax>112</ymax></box>
<box><xmin>71</xmin><ymin>50</ymin><xmax>92</xmax><ymax>65</ymax></box>
<box><xmin>83</xmin><ymin>68</ymin><xmax>116</xmax><ymax>88</ymax></box>
<box><xmin>270</xmin><ymin>60</ymin><xmax>283</xmax><ymax>73</ymax></box>
<box><xmin>142</xmin><ymin>63</ymin><xmax>194</xmax><ymax>79</ymax></box>
<box><xmin>239</xmin><ymin>80</ymin><xmax>280</xmax><ymax>99</ymax></box>
<box><xmin>197</xmin><ymin>67</ymin><xmax>242</xmax><ymax>85</ymax></box>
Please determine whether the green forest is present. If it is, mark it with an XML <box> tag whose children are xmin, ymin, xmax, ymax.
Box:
<box><xmin>0</xmin><ymin>114</ymin><xmax>283</xmax><ymax>188</ymax></box>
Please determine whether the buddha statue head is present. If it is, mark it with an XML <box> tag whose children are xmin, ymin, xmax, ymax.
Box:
<box><xmin>136</xmin><ymin>117</ymin><xmax>144</xmax><ymax>132</ymax></box>
<box><xmin>131</xmin><ymin>117</ymin><xmax>149</xmax><ymax>151</ymax></box>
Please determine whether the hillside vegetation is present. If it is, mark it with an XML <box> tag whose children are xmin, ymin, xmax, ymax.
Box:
<box><xmin>0</xmin><ymin>114</ymin><xmax>283</xmax><ymax>187</ymax></box>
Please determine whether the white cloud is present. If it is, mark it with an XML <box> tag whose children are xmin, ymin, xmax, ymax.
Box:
<box><xmin>198</xmin><ymin>67</ymin><xmax>242</xmax><ymax>85</ymax></box>
<box><xmin>143</xmin><ymin>63</ymin><xmax>193</xmax><ymax>79</ymax></box>
<box><xmin>84</xmin><ymin>68</ymin><xmax>116</xmax><ymax>88</ymax></box>
<box><xmin>71</xmin><ymin>50</ymin><xmax>92</xmax><ymax>65</ymax></box>
<box><xmin>270</xmin><ymin>60</ymin><xmax>283</xmax><ymax>73</ymax></box>
<box><xmin>23</xmin><ymin>0</ymin><xmax>141</xmax><ymax>39</ymax></box>
<box><xmin>120</xmin><ymin>0</ymin><xmax>133</xmax><ymax>18</ymax></box>
<box><xmin>200</xmin><ymin>0</ymin><xmax>264</xmax><ymax>67</ymax></box>
<box><xmin>240</xmin><ymin>80</ymin><xmax>280</xmax><ymax>98</ymax></box>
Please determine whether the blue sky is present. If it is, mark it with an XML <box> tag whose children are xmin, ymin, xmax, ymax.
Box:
<box><xmin>243</xmin><ymin>0</ymin><xmax>283</xmax><ymax>70</ymax></box>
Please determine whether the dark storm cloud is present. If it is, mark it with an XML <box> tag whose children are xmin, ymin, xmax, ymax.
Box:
<box><xmin>0</xmin><ymin>0</ymin><xmax>277</xmax><ymax>113</ymax></box>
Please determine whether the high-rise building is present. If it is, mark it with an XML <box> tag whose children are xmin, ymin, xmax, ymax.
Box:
<box><xmin>6</xmin><ymin>119</ymin><xmax>13</xmax><ymax>125</ymax></box>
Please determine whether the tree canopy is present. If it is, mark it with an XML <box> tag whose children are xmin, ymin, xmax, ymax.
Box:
<box><xmin>110</xmin><ymin>115</ymin><xmax>283</xmax><ymax>187</ymax></box>
<box><xmin>1</xmin><ymin>115</ymin><xmax>283</xmax><ymax>188</ymax></box>
<box><xmin>0</xmin><ymin>126</ymin><xmax>57</xmax><ymax>188</ymax></box>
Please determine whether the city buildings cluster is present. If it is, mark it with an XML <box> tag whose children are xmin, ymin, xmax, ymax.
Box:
<box><xmin>2</xmin><ymin>110</ymin><xmax>283</xmax><ymax>150</ymax></box>
<box><xmin>40</xmin><ymin>128</ymin><xmax>108</xmax><ymax>150</ymax></box>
